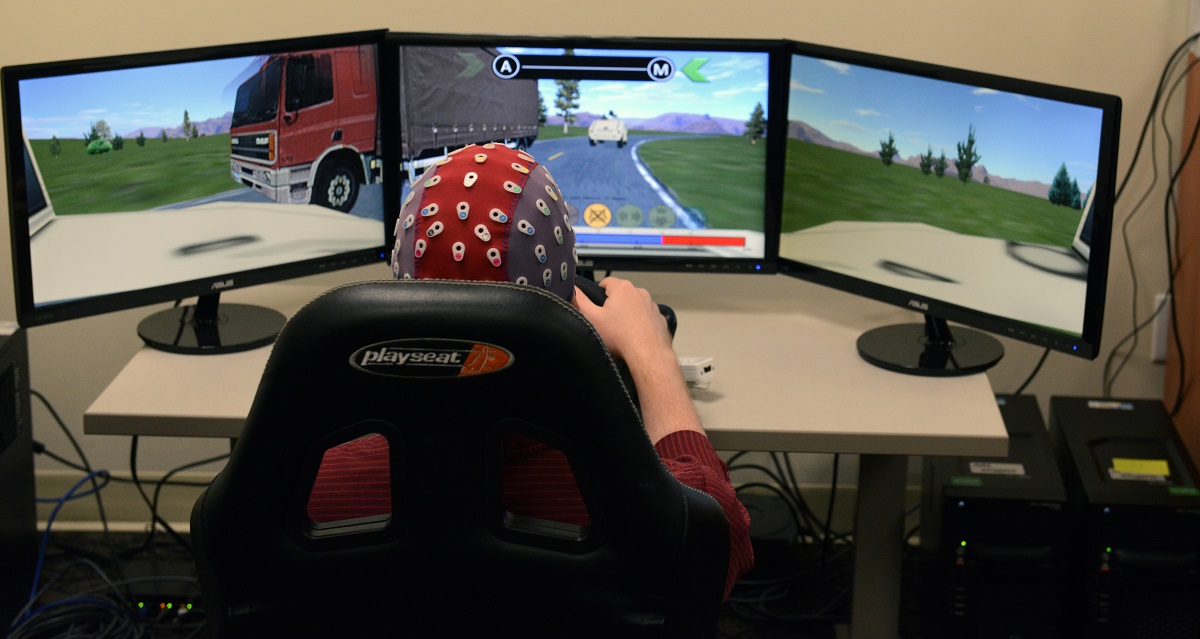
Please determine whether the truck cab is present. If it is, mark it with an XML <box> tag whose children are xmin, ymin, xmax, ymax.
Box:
<box><xmin>230</xmin><ymin>45</ymin><xmax>380</xmax><ymax>212</ymax></box>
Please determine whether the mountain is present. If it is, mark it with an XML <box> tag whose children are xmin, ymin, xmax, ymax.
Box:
<box><xmin>124</xmin><ymin>112</ymin><xmax>232</xmax><ymax>139</ymax></box>
<box><xmin>787</xmin><ymin>120</ymin><xmax>864</xmax><ymax>156</ymax></box>
<box><xmin>634</xmin><ymin>112</ymin><xmax>744</xmax><ymax>135</ymax></box>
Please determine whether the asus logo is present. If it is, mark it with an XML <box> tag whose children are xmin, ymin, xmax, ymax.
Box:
<box><xmin>907</xmin><ymin>299</ymin><xmax>929</xmax><ymax>312</ymax></box>
<box><xmin>211</xmin><ymin>279</ymin><xmax>234</xmax><ymax>290</ymax></box>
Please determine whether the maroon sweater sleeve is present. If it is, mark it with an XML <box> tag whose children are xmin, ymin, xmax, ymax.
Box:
<box><xmin>654</xmin><ymin>430</ymin><xmax>754</xmax><ymax>600</ymax></box>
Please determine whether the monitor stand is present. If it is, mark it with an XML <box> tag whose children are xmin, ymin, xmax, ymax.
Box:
<box><xmin>856</xmin><ymin>314</ymin><xmax>1004</xmax><ymax>377</ymax></box>
<box><xmin>137</xmin><ymin>292</ymin><xmax>285</xmax><ymax>355</ymax></box>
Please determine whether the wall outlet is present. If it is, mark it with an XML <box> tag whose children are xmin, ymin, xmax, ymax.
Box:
<box><xmin>1151</xmin><ymin>293</ymin><xmax>1171</xmax><ymax>363</ymax></box>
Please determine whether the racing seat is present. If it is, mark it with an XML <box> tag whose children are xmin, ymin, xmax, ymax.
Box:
<box><xmin>190</xmin><ymin>279</ymin><xmax>730</xmax><ymax>638</ymax></box>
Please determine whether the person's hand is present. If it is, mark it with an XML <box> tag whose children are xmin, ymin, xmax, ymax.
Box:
<box><xmin>573</xmin><ymin>277</ymin><xmax>704</xmax><ymax>443</ymax></box>
<box><xmin>572</xmin><ymin>277</ymin><xmax>672</xmax><ymax>366</ymax></box>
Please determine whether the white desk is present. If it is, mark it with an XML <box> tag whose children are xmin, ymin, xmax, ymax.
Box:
<box><xmin>85</xmin><ymin>271</ymin><xmax>1008</xmax><ymax>639</ymax></box>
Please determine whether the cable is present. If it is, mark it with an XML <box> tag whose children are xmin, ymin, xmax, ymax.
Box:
<box><xmin>1013</xmin><ymin>348</ymin><xmax>1050</xmax><ymax>395</ymax></box>
<box><xmin>28</xmin><ymin>389</ymin><xmax>124</xmax><ymax>584</ymax></box>
<box><xmin>1101</xmin><ymin>33</ymin><xmax>1200</xmax><ymax>398</ymax></box>
<box><xmin>126</xmin><ymin>449</ymin><xmax>228</xmax><ymax>557</ymax></box>
<box><xmin>129</xmin><ymin>437</ymin><xmax>193</xmax><ymax>553</ymax></box>
<box><xmin>13</xmin><ymin>469</ymin><xmax>112</xmax><ymax>635</ymax></box>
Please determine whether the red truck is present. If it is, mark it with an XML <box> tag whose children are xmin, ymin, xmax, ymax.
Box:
<box><xmin>230</xmin><ymin>44</ymin><xmax>381</xmax><ymax>212</ymax></box>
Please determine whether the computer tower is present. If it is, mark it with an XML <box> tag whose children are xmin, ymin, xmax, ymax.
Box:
<box><xmin>920</xmin><ymin>394</ymin><xmax>1070</xmax><ymax>639</ymax></box>
<box><xmin>0</xmin><ymin>327</ymin><xmax>36</xmax><ymax>624</ymax></box>
<box><xmin>1049</xmin><ymin>396</ymin><xmax>1200</xmax><ymax>639</ymax></box>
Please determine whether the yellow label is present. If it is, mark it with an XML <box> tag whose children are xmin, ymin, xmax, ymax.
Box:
<box><xmin>1112</xmin><ymin>458</ymin><xmax>1170</xmax><ymax>477</ymax></box>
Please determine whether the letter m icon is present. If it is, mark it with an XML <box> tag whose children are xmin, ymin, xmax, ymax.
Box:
<box><xmin>648</xmin><ymin>58</ymin><xmax>674</xmax><ymax>82</ymax></box>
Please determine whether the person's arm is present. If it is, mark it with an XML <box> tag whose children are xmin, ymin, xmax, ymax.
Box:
<box><xmin>574</xmin><ymin>278</ymin><xmax>755</xmax><ymax>598</ymax></box>
<box><xmin>572</xmin><ymin>276</ymin><xmax>704</xmax><ymax>444</ymax></box>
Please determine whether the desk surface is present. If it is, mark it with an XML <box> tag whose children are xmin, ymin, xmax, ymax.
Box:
<box><xmin>84</xmin><ymin>268</ymin><xmax>1007</xmax><ymax>458</ymax></box>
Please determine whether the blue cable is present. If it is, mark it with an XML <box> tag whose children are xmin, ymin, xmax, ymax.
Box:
<box><xmin>12</xmin><ymin>469</ymin><xmax>112</xmax><ymax>631</ymax></box>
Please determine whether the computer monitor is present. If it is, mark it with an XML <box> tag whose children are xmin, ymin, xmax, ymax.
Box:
<box><xmin>3</xmin><ymin>31</ymin><xmax>391</xmax><ymax>354</ymax></box>
<box><xmin>386</xmin><ymin>33</ymin><xmax>785</xmax><ymax>275</ymax></box>
<box><xmin>779</xmin><ymin>42</ymin><xmax>1121</xmax><ymax>376</ymax></box>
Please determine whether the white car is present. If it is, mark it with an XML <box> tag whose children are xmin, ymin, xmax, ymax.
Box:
<box><xmin>588</xmin><ymin>116</ymin><xmax>627</xmax><ymax>148</ymax></box>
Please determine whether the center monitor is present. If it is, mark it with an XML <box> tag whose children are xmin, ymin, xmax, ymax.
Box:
<box><xmin>778</xmin><ymin>42</ymin><xmax>1121</xmax><ymax>376</ymax></box>
<box><xmin>386</xmin><ymin>33</ymin><xmax>785</xmax><ymax>275</ymax></box>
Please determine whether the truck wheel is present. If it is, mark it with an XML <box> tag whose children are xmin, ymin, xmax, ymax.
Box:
<box><xmin>314</xmin><ymin>160</ymin><xmax>359</xmax><ymax>212</ymax></box>
<box><xmin>589</xmin><ymin>138</ymin><xmax>596</xmax><ymax>146</ymax></box>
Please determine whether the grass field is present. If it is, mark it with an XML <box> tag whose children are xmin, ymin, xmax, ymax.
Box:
<box><xmin>782</xmin><ymin>140</ymin><xmax>1081</xmax><ymax>247</ymax></box>
<box><xmin>30</xmin><ymin>134</ymin><xmax>236</xmax><ymax>215</ymax></box>
<box><xmin>635</xmin><ymin>135</ymin><xmax>767</xmax><ymax>231</ymax></box>
<box><xmin>535</xmin><ymin>125</ymin><xmax>589</xmax><ymax>140</ymax></box>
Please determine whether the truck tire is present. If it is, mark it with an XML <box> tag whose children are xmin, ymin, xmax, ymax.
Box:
<box><xmin>314</xmin><ymin>160</ymin><xmax>359</xmax><ymax>213</ymax></box>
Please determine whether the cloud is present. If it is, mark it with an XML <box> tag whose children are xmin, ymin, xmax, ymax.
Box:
<box><xmin>791</xmin><ymin>80</ymin><xmax>825</xmax><ymax>94</ymax></box>
<box><xmin>713</xmin><ymin>81</ymin><xmax>769</xmax><ymax>99</ymax></box>
<box><xmin>821</xmin><ymin>60</ymin><xmax>851</xmax><ymax>75</ymax></box>
<box><xmin>855</xmin><ymin>108</ymin><xmax>884</xmax><ymax>118</ymax></box>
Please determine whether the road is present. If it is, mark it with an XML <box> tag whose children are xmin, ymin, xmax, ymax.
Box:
<box><xmin>399</xmin><ymin>133</ymin><xmax>705</xmax><ymax>231</ymax></box>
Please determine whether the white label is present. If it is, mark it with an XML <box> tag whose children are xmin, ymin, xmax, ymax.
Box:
<box><xmin>969</xmin><ymin>461</ymin><xmax>1026</xmax><ymax>476</ymax></box>
<box><xmin>1108</xmin><ymin>469</ymin><xmax>1169</xmax><ymax>483</ymax></box>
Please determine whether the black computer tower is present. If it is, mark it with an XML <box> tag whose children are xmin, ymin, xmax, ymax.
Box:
<box><xmin>1049</xmin><ymin>396</ymin><xmax>1200</xmax><ymax>639</ymax></box>
<box><xmin>0</xmin><ymin>327</ymin><xmax>36</xmax><ymax>624</ymax></box>
<box><xmin>920</xmin><ymin>394</ymin><xmax>1070</xmax><ymax>639</ymax></box>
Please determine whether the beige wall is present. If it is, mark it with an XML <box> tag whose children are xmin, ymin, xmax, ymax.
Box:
<box><xmin>0</xmin><ymin>1</ymin><xmax>1189</xmax><ymax>485</ymax></box>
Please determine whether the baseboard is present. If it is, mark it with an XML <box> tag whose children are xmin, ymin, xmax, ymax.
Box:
<box><xmin>36</xmin><ymin>469</ymin><xmax>216</xmax><ymax>534</ymax></box>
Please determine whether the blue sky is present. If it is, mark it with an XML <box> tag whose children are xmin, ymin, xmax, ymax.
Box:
<box><xmin>19</xmin><ymin>56</ymin><xmax>258</xmax><ymax>139</ymax></box>
<box><xmin>788</xmin><ymin>54</ymin><xmax>1104</xmax><ymax>190</ymax></box>
<box><xmin>498</xmin><ymin>47</ymin><xmax>771</xmax><ymax>122</ymax></box>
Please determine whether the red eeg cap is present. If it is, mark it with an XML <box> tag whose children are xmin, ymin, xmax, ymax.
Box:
<box><xmin>391</xmin><ymin>143</ymin><xmax>577</xmax><ymax>301</ymax></box>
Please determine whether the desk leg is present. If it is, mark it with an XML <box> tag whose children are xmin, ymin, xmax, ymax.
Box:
<box><xmin>849</xmin><ymin>454</ymin><xmax>907</xmax><ymax>639</ymax></box>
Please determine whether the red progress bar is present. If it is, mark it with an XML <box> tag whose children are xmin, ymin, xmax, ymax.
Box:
<box><xmin>661</xmin><ymin>235</ymin><xmax>746</xmax><ymax>247</ymax></box>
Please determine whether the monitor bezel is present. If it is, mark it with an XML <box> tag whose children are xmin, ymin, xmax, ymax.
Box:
<box><xmin>777</xmin><ymin>40</ymin><xmax>1121</xmax><ymax>360</ymax></box>
<box><xmin>384</xmin><ymin>31</ymin><xmax>789</xmax><ymax>276</ymax></box>
<box><xmin>3</xmin><ymin>29</ymin><xmax>392</xmax><ymax>329</ymax></box>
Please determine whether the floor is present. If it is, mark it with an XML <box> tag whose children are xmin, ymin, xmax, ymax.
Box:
<box><xmin>8</xmin><ymin>531</ymin><xmax>924</xmax><ymax>639</ymax></box>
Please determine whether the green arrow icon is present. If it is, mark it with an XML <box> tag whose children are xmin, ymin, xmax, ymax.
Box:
<box><xmin>682</xmin><ymin>58</ymin><xmax>710</xmax><ymax>83</ymax></box>
<box><xmin>458</xmin><ymin>52</ymin><xmax>485</xmax><ymax>78</ymax></box>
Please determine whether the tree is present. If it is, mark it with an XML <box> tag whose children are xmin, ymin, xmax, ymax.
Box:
<box><xmin>182</xmin><ymin>110</ymin><xmax>192</xmax><ymax>141</ymax></box>
<box><xmin>136</xmin><ymin>131</ymin><xmax>146</xmax><ymax>147</ymax></box>
<box><xmin>1047</xmin><ymin>163</ymin><xmax>1075</xmax><ymax>207</ymax></box>
<box><xmin>86</xmin><ymin>139</ymin><xmax>113</xmax><ymax>155</ymax></box>
<box><xmin>94</xmin><ymin>120</ymin><xmax>113</xmax><ymax>141</ymax></box>
<box><xmin>554</xmin><ymin>79</ymin><xmax>580</xmax><ymax>134</ymax></box>
<box><xmin>49</xmin><ymin>136</ymin><xmax>61</xmax><ymax>158</ymax></box>
<box><xmin>919</xmin><ymin>146</ymin><xmax>935</xmax><ymax>175</ymax></box>
<box><xmin>537</xmin><ymin>95</ymin><xmax>547</xmax><ymax>126</ymax></box>
<box><xmin>84</xmin><ymin>122</ymin><xmax>100</xmax><ymax>146</ymax></box>
<box><xmin>954</xmin><ymin>124</ymin><xmax>981</xmax><ymax>185</ymax></box>
<box><xmin>160</xmin><ymin>129</ymin><xmax>169</xmax><ymax>143</ymax></box>
<box><xmin>744</xmin><ymin>102</ymin><xmax>766</xmax><ymax>144</ymax></box>
<box><xmin>112</xmin><ymin>133</ymin><xmax>124</xmax><ymax>151</ymax></box>
<box><xmin>878</xmin><ymin>130</ymin><xmax>898</xmax><ymax>166</ymax></box>
<box><xmin>934</xmin><ymin>151</ymin><xmax>948</xmax><ymax>178</ymax></box>
<box><xmin>1070</xmin><ymin>179</ymin><xmax>1081</xmax><ymax>209</ymax></box>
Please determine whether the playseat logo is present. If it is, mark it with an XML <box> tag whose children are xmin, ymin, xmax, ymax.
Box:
<box><xmin>350</xmin><ymin>339</ymin><xmax>513</xmax><ymax>378</ymax></box>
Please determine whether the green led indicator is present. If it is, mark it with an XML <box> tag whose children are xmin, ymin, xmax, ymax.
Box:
<box><xmin>186</xmin><ymin>603</ymin><xmax>193</xmax><ymax>610</ymax></box>
<box><xmin>137</xmin><ymin>602</ymin><xmax>144</xmax><ymax>609</ymax></box>
<box><xmin>1106</xmin><ymin>547</ymin><xmax>1112</xmax><ymax>553</ymax></box>
<box><xmin>960</xmin><ymin>541</ymin><xmax>967</xmax><ymax>547</ymax></box>
<box><xmin>166</xmin><ymin>603</ymin><xmax>173</xmax><ymax>610</ymax></box>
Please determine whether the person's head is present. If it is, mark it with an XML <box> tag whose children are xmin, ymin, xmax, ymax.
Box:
<box><xmin>392</xmin><ymin>143</ymin><xmax>577</xmax><ymax>301</ymax></box>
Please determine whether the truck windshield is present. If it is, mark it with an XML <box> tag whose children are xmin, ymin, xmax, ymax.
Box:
<box><xmin>232</xmin><ymin>58</ymin><xmax>282</xmax><ymax>127</ymax></box>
